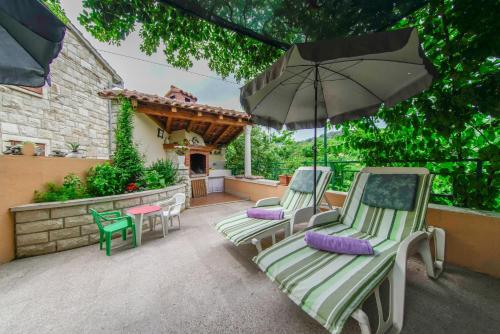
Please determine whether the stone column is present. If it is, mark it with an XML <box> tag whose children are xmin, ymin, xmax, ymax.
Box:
<box><xmin>177</xmin><ymin>166</ymin><xmax>191</xmax><ymax>208</ymax></box>
<box><xmin>244</xmin><ymin>125</ymin><xmax>252</xmax><ymax>177</ymax></box>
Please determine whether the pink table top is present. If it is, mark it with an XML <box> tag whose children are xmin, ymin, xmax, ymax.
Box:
<box><xmin>127</xmin><ymin>205</ymin><xmax>161</xmax><ymax>215</ymax></box>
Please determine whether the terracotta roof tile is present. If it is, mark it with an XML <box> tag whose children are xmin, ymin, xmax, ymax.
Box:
<box><xmin>98</xmin><ymin>89</ymin><xmax>251</xmax><ymax>120</ymax></box>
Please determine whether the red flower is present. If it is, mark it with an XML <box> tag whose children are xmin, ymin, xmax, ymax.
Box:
<box><xmin>126</xmin><ymin>183</ymin><xmax>139</xmax><ymax>192</ymax></box>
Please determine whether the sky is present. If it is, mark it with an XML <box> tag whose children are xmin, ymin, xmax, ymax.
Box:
<box><xmin>60</xmin><ymin>0</ymin><xmax>318</xmax><ymax>141</ymax></box>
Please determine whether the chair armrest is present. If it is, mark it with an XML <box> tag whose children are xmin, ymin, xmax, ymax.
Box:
<box><xmin>100</xmin><ymin>211</ymin><xmax>122</xmax><ymax>220</ymax></box>
<box><xmin>255</xmin><ymin>197</ymin><xmax>281</xmax><ymax>207</ymax></box>
<box><xmin>307</xmin><ymin>208</ymin><xmax>341</xmax><ymax>228</ymax></box>
<box><xmin>156</xmin><ymin>199</ymin><xmax>175</xmax><ymax>208</ymax></box>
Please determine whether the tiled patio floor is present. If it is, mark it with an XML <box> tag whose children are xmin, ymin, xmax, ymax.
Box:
<box><xmin>0</xmin><ymin>201</ymin><xmax>499</xmax><ymax>334</ymax></box>
<box><xmin>190</xmin><ymin>192</ymin><xmax>246</xmax><ymax>207</ymax></box>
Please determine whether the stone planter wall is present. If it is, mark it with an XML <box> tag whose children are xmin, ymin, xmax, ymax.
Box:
<box><xmin>10</xmin><ymin>184</ymin><xmax>185</xmax><ymax>258</ymax></box>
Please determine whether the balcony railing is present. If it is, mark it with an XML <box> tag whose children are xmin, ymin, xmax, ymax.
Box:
<box><xmin>232</xmin><ymin>158</ymin><xmax>497</xmax><ymax>210</ymax></box>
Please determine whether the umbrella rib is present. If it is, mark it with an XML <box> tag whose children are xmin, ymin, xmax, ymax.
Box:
<box><xmin>318</xmin><ymin>71</ymin><xmax>329</xmax><ymax>121</ymax></box>
<box><xmin>250</xmin><ymin>67</ymin><xmax>313</xmax><ymax>113</ymax></box>
<box><xmin>282</xmin><ymin>68</ymin><xmax>314</xmax><ymax>125</ymax></box>
<box><xmin>288</xmin><ymin>59</ymin><xmax>423</xmax><ymax>68</ymax></box>
<box><xmin>319</xmin><ymin>65</ymin><xmax>384</xmax><ymax>103</ymax></box>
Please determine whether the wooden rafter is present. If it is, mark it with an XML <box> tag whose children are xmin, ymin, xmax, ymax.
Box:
<box><xmin>203</xmin><ymin>123</ymin><xmax>218</xmax><ymax>138</ymax></box>
<box><xmin>187</xmin><ymin>120</ymin><xmax>194</xmax><ymax>132</ymax></box>
<box><xmin>137</xmin><ymin>105</ymin><xmax>249</xmax><ymax>127</ymax></box>
<box><xmin>166</xmin><ymin>117</ymin><xmax>173</xmax><ymax>133</ymax></box>
<box><xmin>214</xmin><ymin>126</ymin><xmax>234</xmax><ymax>145</ymax></box>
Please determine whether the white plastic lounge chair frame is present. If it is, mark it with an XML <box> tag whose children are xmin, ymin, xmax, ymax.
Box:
<box><xmin>255</xmin><ymin>167</ymin><xmax>445</xmax><ymax>334</ymax></box>
<box><xmin>216</xmin><ymin>166</ymin><xmax>332</xmax><ymax>252</ymax></box>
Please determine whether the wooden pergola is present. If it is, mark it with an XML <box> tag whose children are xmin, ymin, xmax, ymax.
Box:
<box><xmin>99</xmin><ymin>88</ymin><xmax>252</xmax><ymax>149</ymax></box>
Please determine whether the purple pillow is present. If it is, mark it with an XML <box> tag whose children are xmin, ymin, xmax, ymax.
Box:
<box><xmin>304</xmin><ymin>231</ymin><xmax>374</xmax><ymax>255</ymax></box>
<box><xmin>247</xmin><ymin>208</ymin><xmax>284</xmax><ymax>220</ymax></box>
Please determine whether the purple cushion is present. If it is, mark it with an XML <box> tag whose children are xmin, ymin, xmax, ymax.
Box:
<box><xmin>247</xmin><ymin>208</ymin><xmax>284</xmax><ymax>220</ymax></box>
<box><xmin>304</xmin><ymin>231</ymin><xmax>374</xmax><ymax>255</ymax></box>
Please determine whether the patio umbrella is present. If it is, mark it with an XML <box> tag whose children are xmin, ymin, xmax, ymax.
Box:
<box><xmin>240</xmin><ymin>28</ymin><xmax>436</xmax><ymax>213</ymax></box>
<box><xmin>0</xmin><ymin>0</ymin><xmax>66</xmax><ymax>87</ymax></box>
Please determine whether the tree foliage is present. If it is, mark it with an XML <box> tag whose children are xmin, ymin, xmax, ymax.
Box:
<box><xmin>42</xmin><ymin>0</ymin><xmax>69</xmax><ymax>24</ymax></box>
<box><xmin>79</xmin><ymin>0</ymin><xmax>498</xmax><ymax>210</ymax></box>
<box><xmin>79</xmin><ymin>0</ymin><xmax>282</xmax><ymax>81</ymax></box>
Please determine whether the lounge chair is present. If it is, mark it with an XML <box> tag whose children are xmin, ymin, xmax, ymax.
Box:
<box><xmin>216</xmin><ymin>166</ymin><xmax>332</xmax><ymax>252</ymax></box>
<box><xmin>254</xmin><ymin>167</ymin><xmax>445</xmax><ymax>334</ymax></box>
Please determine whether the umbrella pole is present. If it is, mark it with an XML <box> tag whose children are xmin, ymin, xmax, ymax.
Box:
<box><xmin>313</xmin><ymin>64</ymin><xmax>319</xmax><ymax>214</ymax></box>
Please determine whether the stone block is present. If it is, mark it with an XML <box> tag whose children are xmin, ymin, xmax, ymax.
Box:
<box><xmin>17</xmin><ymin>242</ymin><xmax>56</xmax><ymax>258</ymax></box>
<box><xmin>65</xmin><ymin>215</ymin><xmax>93</xmax><ymax>227</ymax></box>
<box><xmin>158</xmin><ymin>192</ymin><xmax>168</xmax><ymax>200</ymax></box>
<box><xmin>16</xmin><ymin>219</ymin><xmax>63</xmax><ymax>234</ymax></box>
<box><xmin>89</xmin><ymin>233</ymin><xmax>100</xmax><ymax>244</ymax></box>
<box><xmin>15</xmin><ymin>209</ymin><xmax>50</xmax><ymax>223</ymax></box>
<box><xmin>51</xmin><ymin>205</ymin><xmax>87</xmax><ymax>218</ymax></box>
<box><xmin>17</xmin><ymin>232</ymin><xmax>48</xmax><ymax>246</ymax></box>
<box><xmin>57</xmin><ymin>236</ymin><xmax>89</xmax><ymax>251</ymax></box>
<box><xmin>49</xmin><ymin>227</ymin><xmax>80</xmax><ymax>241</ymax></box>
<box><xmin>141</xmin><ymin>194</ymin><xmax>159</xmax><ymax>204</ymax></box>
<box><xmin>88</xmin><ymin>202</ymin><xmax>114</xmax><ymax>213</ymax></box>
<box><xmin>81</xmin><ymin>224</ymin><xmax>99</xmax><ymax>235</ymax></box>
<box><xmin>114</xmin><ymin>197</ymin><xmax>140</xmax><ymax>209</ymax></box>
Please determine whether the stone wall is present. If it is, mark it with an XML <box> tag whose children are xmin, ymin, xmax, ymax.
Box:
<box><xmin>0</xmin><ymin>25</ymin><xmax>121</xmax><ymax>159</ymax></box>
<box><xmin>11</xmin><ymin>184</ymin><xmax>185</xmax><ymax>258</ymax></box>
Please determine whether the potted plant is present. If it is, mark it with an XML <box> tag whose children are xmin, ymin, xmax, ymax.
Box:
<box><xmin>22</xmin><ymin>142</ymin><xmax>36</xmax><ymax>156</ymax></box>
<box><xmin>66</xmin><ymin>142</ymin><xmax>85</xmax><ymax>158</ymax></box>
<box><xmin>279</xmin><ymin>174</ymin><xmax>293</xmax><ymax>186</ymax></box>
<box><xmin>174</xmin><ymin>145</ymin><xmax>189</xmax><ymax>167</ymax></box>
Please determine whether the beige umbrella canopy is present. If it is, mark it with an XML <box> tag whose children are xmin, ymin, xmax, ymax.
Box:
<box><xmin>240</xmin><ymin>28</ymin><xmax>436</xmax><ymax>211</ymax></box>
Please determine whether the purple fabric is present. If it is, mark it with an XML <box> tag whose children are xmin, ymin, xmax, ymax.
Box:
<box><xmin>304</xmin><ymin>231</ymin><xmax>374</xmax><ymax>255</ymax></box>
<box><xmin>247</xmin><ymin>208</ymin><xmax>284</xmax><ymax>220</ymax></box>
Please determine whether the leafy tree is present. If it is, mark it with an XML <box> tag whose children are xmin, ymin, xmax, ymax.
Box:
<box><xmin>113</xmin><ymin>99</ymin><xmax>144</xmax><ymax>188</ymax></box>
<box><xmin>43</xmin><ymin>0</ymin><xmax>69</xmax><ymax>24</ymax></box>
<box><xmin>79</xmin><ymin>0</ymin><xmax>498</xmax><ymax>210</ymax></box>
<box><xmin>79</xmin><ymin>0</ymin><xmax>282</xmax><ymax>81</ymax></box>
<box><xmin>335</xmin><ymin>0</ymin><xmax>499</xmax><ymax>210</ymax></box>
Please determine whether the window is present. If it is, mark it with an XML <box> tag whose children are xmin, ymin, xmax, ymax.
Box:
<box><xmin>185</xmin><ymin>97</ymin><xmax>191</xmax><ymax>102</ymax></box>
<box><xmin>170</xmin><ymin>95</ymin><xmax>176</xmax><ymax>99</ymax></box>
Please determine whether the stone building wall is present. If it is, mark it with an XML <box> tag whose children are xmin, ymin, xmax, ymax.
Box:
<box><xmin>0</xmin><ymin>25</ymin><xmax>121</xmax><ymax>159</ymax></box>
<box><xmin>11</xmin><ymin>184</ymin><xmax>186</xmax><ymax>258</ymax></box>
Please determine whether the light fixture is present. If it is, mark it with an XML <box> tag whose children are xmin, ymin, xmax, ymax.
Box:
<box><xmin>157</xmin><ymin>128</ymin><xmax>164</xmax><ymax>138</ymax></box>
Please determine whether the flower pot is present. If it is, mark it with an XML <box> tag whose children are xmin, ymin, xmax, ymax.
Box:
<box><xmin>22</xmin><ymin>142</ymin><xmax>35</xmax><ymax>156</ymax></box>
<box><xmin>66</xmin><ymin>152</ymin><xmax>83</xmax><ymax>158</ymax></box>
<box><xmin>279</xmin><ymin>174</ymin><xmax>291</xmax><ymax>186</ymax></box>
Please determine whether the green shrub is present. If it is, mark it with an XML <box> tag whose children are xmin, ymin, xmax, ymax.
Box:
<box><xmin>34</xmin><ymin>174</ymin><xmax>88</xmax><ymax>203</ymax></box>
<box><xmin>113</xmin><ymin>98</ymin><xmax>144</xmax><ymax>188</ymax></box>
<box><xmin>86</xmin><ymin>162</ymin><xmax>122</xmax><ymax>196</ymax></box>
<box><xmin>148</xmin><ymin>159</ymin><xmax>179</xmax><ymax>186</ymax></box>
<box><xmin>142</xmin><ymin>170</ymin><xmax>165</xmax><ymax>190</ymax></box>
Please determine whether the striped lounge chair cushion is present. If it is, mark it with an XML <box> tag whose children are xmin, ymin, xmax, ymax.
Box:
<box><xmin>215</xmin><ymin>170</ymin><xmax>331</xmax><ymax>246</ymax></box>
<box><xmin>254</xmin><ymin>172</ymin><xmax>433</xmax><ymax>334</ymax></box>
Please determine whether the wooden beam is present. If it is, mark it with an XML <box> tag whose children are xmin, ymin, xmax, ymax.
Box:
<box><xmin>203</xmin><ymin>123</ymin><xmax>218</xmax><ymax>140</ymax></box>
<box><xmin>166</xmin><ymin>117</ymin><xmax>173</xmax><ymax>133</ymax></box>
<box><xmin>187</xmin><ymin>120</ymin><xmax>194</xmax><ymax>132</ymax></box>
<box><xmin>136</xmin><ymin>105</ymin><xmax>250</xmax><ymax>127</ymax></box>
<box><xmin>163</xmin><ymin>143</ymin><xmax>214</xmax><ymax>152</ymax></box>
<box><xmin>214</xmin><ymin>126</ymin><xmax>234</xmax><ymax>145</ymax></box>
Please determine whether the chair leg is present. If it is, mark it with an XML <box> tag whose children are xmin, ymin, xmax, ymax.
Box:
<box><xmin>177</xmin><ymin>215</ymin><xmax>181</xmax><ymax>229</ymax></box>
<box><xmin>131</xmin><ymin>225</ymin><xmax>137</xmax><ymax>248</ymax></box>
<box><xmin>352</xmin><ymin>309</ymin><xmax>372</xmax><ymax>334</ymax></box>
<box><xmin>161</xmin><ymin>215</ymin><xmax>167</xmax><ymax>237</ymax></box>
<box><xmin>99</xmin><ymin>231</ymin><xmax>104</xmax><ymax>250</ymax></box>
<box><xmin>105</xmin><ymin>233</ymin><xmax>111</xmax><ymax>256</ymax></box>
<box><xmin>121</xmin><ymin>229</ymin><xmax>127</xmax><ymax>240</ymax></box>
